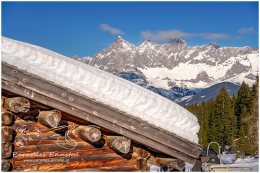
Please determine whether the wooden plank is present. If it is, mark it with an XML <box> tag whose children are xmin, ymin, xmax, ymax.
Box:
<box><xmin>2</xmin><ymin>84</ymin><xmax>198</xmax><ymax>164</ymax></box>
<box><xmin>2</xmin><ymin>63</ymin><xmax>202</xmax><ymax>157</ymax></box>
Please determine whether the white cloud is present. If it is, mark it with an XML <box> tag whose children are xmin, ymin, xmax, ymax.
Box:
<box><xmin>237</xmin><ymin>27</ymin><xmax>255</xmax><ymax>35</ymax></box>
<box><xmin>140</xmin><ymin>30</ymin><xmax>230</xmax><ymax>42</ymax></box>
<box><xmin>141</xmin><ymin>30</ymin><xmax>194</xmax><ymax>42</ymax></box>
<box><xmin>203</xmin><ymin>33</ymin><xmax>231</xmax><ymax>40</ymax></box>
<box><xmin>100</xmin><ymin>23</ymin><xmax>124</xmax><ymax>35</ymax></box>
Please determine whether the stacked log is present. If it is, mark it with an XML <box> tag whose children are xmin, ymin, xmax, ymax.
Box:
<box><xmin>1</xmin><ymin>160</ymin><xmax>12</xmax><ymax>172</ymax></box>
<box><xmin>2</xmin><ymin>127</ymin><xmax>13</xmax><ymax>143</ymax></box>
<box><xmin>133</xmin><ymin>146</ymin><xmax>150</xmax><ymax>171</ymax></box>
<box><xmin>2</xmin><ymin>94</ymin><xmax>187</xmax><ymax>172</ymax></box>
<box><xmin>2</xmin><ymin>111</ymin><xmax>14</xmax><ymax>126</ymax></box>
<box><xmin>2</xmin><ymin>97</ymin><xmax>18</xmax><ymax>171</ymax></box>
<box><xmin>107</xmin><ymin>136</ymin><xmax>131</xmax><ymax>154</ymax></box>
<box><xmin>38</xmin><ymin>110</ymin><xmax>62</xmax><ymax>128</ymax></box>
<box><xmin>75</xmin><ymin>125</ymin><xmax>101</xmax><ymax>143</ymax></box>
<box><xmin>155</xmin><ymin>157</ymin><xmax>185</xmax><ymax>171</ymax></box>
<box><xmin>12</xmin><ymin>129</ymin><xmax>139</xmax><ymax>171</ymax></box>
<box><xmin>4</xmin><ymin>97</ymin><xmax>30</xmax><ymax>113</ymax></box>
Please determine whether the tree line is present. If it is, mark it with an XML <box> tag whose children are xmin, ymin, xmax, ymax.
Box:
<box><xmin>185</xmin><ymin>78</ymin><xmax>258</xmax><ymax>157</ymax></box>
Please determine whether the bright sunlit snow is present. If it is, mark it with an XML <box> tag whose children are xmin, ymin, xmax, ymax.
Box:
<box><xmin>2</xmin><ymin>37</ymin><xmax>200</xmax><ymax>143</ymax></box>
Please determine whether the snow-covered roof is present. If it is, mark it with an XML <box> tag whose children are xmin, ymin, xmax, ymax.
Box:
<box><xmin>1</xmin><ymin>37</ymin><xmax>200</xmax><ymax>143</ymax></box>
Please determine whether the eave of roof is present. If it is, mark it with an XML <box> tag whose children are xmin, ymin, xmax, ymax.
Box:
<box><xmin>2</xmin><ymin>62</ymin><xmax>202</xmax><ymax>164</ymax></box>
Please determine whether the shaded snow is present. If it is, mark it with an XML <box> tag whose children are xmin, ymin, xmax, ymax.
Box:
<box><xmin>218</xmin><ymin>155</ymin><xmax>259</xmax><ymax>172</ymax></box>
<box><xmin>232</xmin><ymin>157</ymin><xmax>259</xmax><ymax>172</ymax></box>
<box><xmin>1</xmin><ymin>37</ymin><xmax>200</xmax><ymax>143</ymax></box>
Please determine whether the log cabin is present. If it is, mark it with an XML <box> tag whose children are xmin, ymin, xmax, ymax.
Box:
<box><xmin>1</xmin><ymin>37</ymin><xmax>203</xmax><ymax>172</ymax></box>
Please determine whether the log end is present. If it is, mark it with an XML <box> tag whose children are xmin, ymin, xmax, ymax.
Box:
<box><xmin>76</xmin><ymin>126</ymin><xmax>102</xmax><ymax>143</ymax></box>
<box><xmin>38</xmin><ymin>110</ymin><xmax>62</xmax><ymax>128</ymax></box>
<box><xmin>1</xmin><ymin>160</ymin><xmax>12</xmax><ymax>172</ymax></box>
<box><xmin>4</xmin><ymin>97</ymin><xmax>30</xmax><ymax>113</ymax></box>
<box><xmin>2</xmin><ymin>142</ymin><xmax>13</xmax><ymax>159</ymax></box>
<box><xmin>2</xmin><ymin>111</ymin><xmax>14</xmax><ymax>126</ymax></box>
<box><xmin>108</xmin><ymin>136</ymin><xmax>131</xmax><ymax>154</ymax></box>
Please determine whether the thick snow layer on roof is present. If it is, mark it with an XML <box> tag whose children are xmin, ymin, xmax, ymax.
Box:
<box><xmin>2</xmin><ymin>37</ymin><xmax>200</xmax><ymax>143</ymax></box>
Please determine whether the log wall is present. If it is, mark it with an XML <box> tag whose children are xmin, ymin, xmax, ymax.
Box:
<box><xmin>1</xmin><ymin>94</ymin><xmax>185</xmax><ymax>172</ymax></box>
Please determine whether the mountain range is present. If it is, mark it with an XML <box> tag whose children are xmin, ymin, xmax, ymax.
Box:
<box><xmin>74</xmin><ymin>36</ymin><xmax>258</xmax><ymax>105</ymax></box>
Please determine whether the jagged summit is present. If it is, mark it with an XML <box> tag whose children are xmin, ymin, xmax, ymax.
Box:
<box><xmin>207</xmin><ymin>42</ymin><xmax>220</xmax><ymax>49</ymax></box>
<box><xmin>84</xmin><ymin>37</ymin><xmax>258</xmax><ymax>89</ymax></box>
<box><xmin>110</xmin><ymin>35</ymin><xmax>135</xmax><ymax>50</ymax></box>
<box><xmin>113</xmin><ymin>35</ymin><xmax>125</xmax><ymax>43</ymax></box>
<box><xmin>170</xmin><ymin>38</ymin><xmax>187</xmax><ymax>46</ymax></box>
<box><xmin>139</xmin><ymin>39</ymin><xmax>154</xmax><ymax>47</ymax></box>
<box><xmin>75</xmin><ymin>37</ymin><xmax>258</xmax><ymax>105</ymax></box>
<box><xmin>117</xmin><ymin>35</ymin><xmax>123</xmax><ymax>39</ymax></box>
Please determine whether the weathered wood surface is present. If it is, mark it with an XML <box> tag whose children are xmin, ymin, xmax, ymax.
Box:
<box><xmin>30</xmin><ymin>100</ymin><xmax>52</xmax><ymax>110</ymax></box>
<box><xmin>14</xmin><ymin>119</ymin><xmax>37</xmax><ymax>134</ymax></box>
<box><xmin>2</xmin><ymin>81</ymin><xmax>197</xmax><ymax>165</ymax></box>
<box><xmin>12</xmin><ymin>142</ymin><xmax>139</xmax><ymax>172</ymax></box>
<box><xmin>2</xmin><ymin>142</ymin><xmax>13</xmax><ymax>159</ymax></box>
<box><xmin>38</xmin><ymin>110</ymin><xmax>62</xmax><ymax>128</ymax></box>
<box><xmin>4</xmin><ymin>97</ymin><xmax>30</xmax><ymax>113</ymax></box>
<box><xmin>75</xmin><ymin>125</ymin><xmax>101</xmax><ymax>143</ymax></box>
<box><xmin>2</xmin><ymin>63</ymin><xmax>202</xmax><ymax>164</ymax></box>
<box><xmin>155</xmin><ymin>157</ymin><xmax>185</xmax><ymax>171</ymax></box>
<box><xmin>133</xmin><ymin>146</ymin><xmax>150</xmax><ymax>158</ymax></box>
<box><xmin>14</xmin><ymin>119</ymin><xmax>61</xmax><ymax>134</ymax></box>
<box><xmin>2</xmin><ymin>111</ymin><xmax>14</xmax><ymax>126</ymax></box>
<box><xmin>136</xmin><ymin>157</ymin><xmax>149</xmax><ymax>171</ymax></box>
<box><xmin>107</xmin><ymin>136</ymin><xmax>131</xmax><ymax>154</ymax></box>
<box><xmin>1</xmin><ymin>159</ymin><xmax>12</xmax><ymax>172</ymax></box>
<box><xmin>2</xmin><ymin>126</ymin><xmax>13</xmax><ymax>143</ymax></box>
<box><xmin>64</xmin><ymin>166</ymin><xmax>139</xmax><ymax>172</ymax></box>
<box><xmin>0</xmin><ymin>95</ymin><xmax>186</xmax><ymax>172</ymax></box>
<box><xmin>13</xmin><ymin>156</ymin><xmax>138</xmax><ymax>172</ymax></box>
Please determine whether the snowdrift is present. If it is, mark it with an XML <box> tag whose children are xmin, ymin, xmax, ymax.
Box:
<box><xmin>1</xmin><ymin>37</ymin><xmax>200</xmax><ymax>143</ymax></box>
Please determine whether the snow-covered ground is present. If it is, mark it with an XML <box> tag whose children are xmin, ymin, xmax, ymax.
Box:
<box><xmin>186</xmin><ymin>155</ymin><xmax>259</xmax><ymax>172</ymax></box>
<box><xmin>217</xmin><ymin>155</ymin><xmax>259</xmax><ymax>172</ymax></box>
<box><xmin>231</xmin><ymin>157</ymin><xmax>259</xmax><ymax>172</ymax></box>
<box><xmin>1</xmin><ymin>37</ymin><xmax>200</xmax><ymax>143</ymax></box>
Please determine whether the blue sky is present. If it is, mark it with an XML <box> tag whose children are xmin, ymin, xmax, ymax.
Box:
<box><xmin>2</xmin><ymin>1</ymin><xmax>259</xmax><ymax>57</ymax></box>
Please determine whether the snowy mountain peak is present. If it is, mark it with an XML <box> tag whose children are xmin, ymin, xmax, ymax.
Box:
<box><xmin>79</xmin><ymin>38</ymin><xmax>258</xmax><ymax>91</ymax></box>
<box><xmin>207</xmin><ymin>42</ymin><xmax>220</xmax><ymax>49</ymax></box>
<box><xmin>111</xmin><ymin>36</ymin><xmax>136</xmax><ymax>50</ymax></box>
<box><xmin>117</xmin><ymin>35</ymin><xmax>123</xmax><ymax>39</ymax></box>
<box><xmin>139</xmin><ymin>40</ymin><xmax>155</xmax><ymax>49</ymax></box>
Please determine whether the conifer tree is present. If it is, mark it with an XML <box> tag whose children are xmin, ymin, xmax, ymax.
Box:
<box><xmin>250</xmin><ymin>77</ymin><xmax>259</xmax><ymax>155</ymax></box>
<box><xmin>235</xmin><ymin>81</ymin><xmax>254</xmax><ymax>155</ymax></box>
<box><xmin>212</xmin><ymin>86</ymin><xmax>236</xmax><ymax>151</ymax></box>
<box><xmin>197</xmin><ymin>102</ymin><xmax>209</xmax><ymax>146</ymax></box>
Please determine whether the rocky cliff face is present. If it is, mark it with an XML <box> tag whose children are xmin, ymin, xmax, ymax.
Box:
<box><xmin>75</xmin><ymin>36</ymin><xmax>258</xmax><ymax>104</ymax></box>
